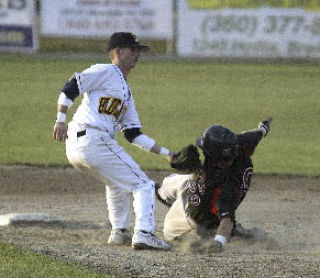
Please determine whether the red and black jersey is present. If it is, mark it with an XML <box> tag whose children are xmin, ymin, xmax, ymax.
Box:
<box><xmin>185</xmin><ymin>129</ymin><xmax>263</xmax><ymax>229</ymax></box>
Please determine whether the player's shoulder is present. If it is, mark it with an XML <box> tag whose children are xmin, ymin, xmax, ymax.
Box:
<box><xmin>75</xmin><ymin>64</ymin><xmax>119</xmax><ymax>93</ymax></box>
<box><xmin>82</xmin><ymin>63</ymin><xmax>112</xmax><ymax>74</ymax></box>
<box><xmin>79</xmin><ymin>64</ymin><xmax>120</xmax><ymax>83</ymax></box>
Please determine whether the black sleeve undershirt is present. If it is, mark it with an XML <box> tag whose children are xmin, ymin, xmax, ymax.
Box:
<box><xmin>61</xmin><ymin>77</ymin><xmax>80</xmax><ymax>101</ymax></box>
<box><xmin>124</xmin><ymin>128</ymin><xmax>142</xmax><ymax>143</ymax></box>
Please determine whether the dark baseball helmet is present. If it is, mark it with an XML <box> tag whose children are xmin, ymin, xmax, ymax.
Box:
<box><xmin>196</xmin><ymin>124</ymin><xmax>239</xmax><ymax>167</ymax></box>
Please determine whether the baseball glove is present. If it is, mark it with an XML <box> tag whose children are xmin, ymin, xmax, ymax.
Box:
<box><xmin>170</xmin><ymin>144</ymin><xmax>201</xmax><ymax>173</ymax></box>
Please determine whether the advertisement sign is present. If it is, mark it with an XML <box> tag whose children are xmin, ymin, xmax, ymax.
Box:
<box><xmin>0</xmin><ymin>0</ymin><xmax>37</xmax><ymax>51</ymax></box>
<box><xmin>177</xmin><ymin>0</ymin><xmax>320</xmax><ymax>58</ymax></box>
<box><xmin>41</xmin><ymin>0</ymin><xmax>173</xmax><ymax>39</ymax></box>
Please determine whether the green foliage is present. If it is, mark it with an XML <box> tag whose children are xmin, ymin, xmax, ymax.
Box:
<box><xmin>0</xmin><ymin>242</ymin><xmax>108</xmax><ymax>277</ymax></box>
<box><xmin>0</xmin><ymin>55</ymin><xmax>319</xmax><ymax>176</ymax></box>
<box><xmin>188</xmin><ymin>0</ymin><xmax>320</xmax><ymax>10</ymax></box>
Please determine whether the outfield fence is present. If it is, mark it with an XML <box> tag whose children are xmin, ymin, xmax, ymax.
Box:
<box><xmin>1</xmin><ymin>0</ymin><xmax>320</xmax><ymax>59</ymax></box>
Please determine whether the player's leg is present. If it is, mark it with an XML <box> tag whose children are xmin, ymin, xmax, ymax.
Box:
<box><xmin>87</xmin><ymin>141</ymin><xmax>155</xmax><ymax>230</ymax></box>
<box><xmin>65</xmin><ymin>126</ymin><xmax>170</xmax><ymax>249</ymax></box>
<box><xmin>163</xmin><ymin>196</ymin><xmax>196</xmax><ymax>242</ymax></box>
<box><xmin>105</xmin><ymin>185</ymin><xmax>132</xmax><ymax>245</ymax></box>
<box><xmin>105</xmin><ymin>185</ymin><xmax>130</xmax><ymax>230</ymax></box>
<box><xmin>81</xmin><ymin>135</ymin><xmax>170</xmax><ymax>249</ymax></box>
<box><xmin>131</xmin><ymin>182</ymin><xmax>155</xmax><ymax>233</ymax></box>
<box><xmin>65</xmin><ymin>128</ymin><xmax>135</xmax><ymax>244</ymax></box>
<box><xmin>97</xmin><ymin>147</ymin><xmax>170</xmax><ymax>249</ymax></box>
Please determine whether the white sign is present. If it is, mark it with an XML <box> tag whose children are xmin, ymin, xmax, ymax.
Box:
<box><xmin>177</xmin><ymin>0</ymin><xmax>320</xmax><ymax>58</ymax></box>
<box><xmin>41</xmin><ymin>0</ymin><xmax>173</xmax><ymax>39</ymax></box>
<box><xmin>0</xmin><ymin>0</ymin><xmax>37</xmax><ymax>51</ymax></box>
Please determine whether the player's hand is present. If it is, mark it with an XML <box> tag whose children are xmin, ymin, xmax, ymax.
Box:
<box><xmin>166</xmin><ymin>151</ymin><xmax>177</xmax><ymax>162</ymax></box>
<box><xmin>53</xmin><ymin>122</ymin><xmax>68</xmax><ymax>142</ymax></box>
<box><xmin>258</xmin><ymin>117</ymin><xmax>272</xmax><ymax>137</ymax></box>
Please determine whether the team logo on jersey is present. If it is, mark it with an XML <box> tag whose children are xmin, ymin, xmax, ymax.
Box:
<box><xmin>186</xmin><ymin>180</ymin><xmax>197</xmax><ymax>193</ymax></box>
<box><xmin>242</xmin><ymin>167</ymin><xmax>253</xmax><ymax>192</ymax></box>
<box><xmin>190</xmin><ymin>194</ymin><xmax>200</xmax><ymax>207</ymax></box>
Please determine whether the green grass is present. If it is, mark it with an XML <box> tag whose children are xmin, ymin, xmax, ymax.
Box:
<box><xmin>0</xmin><ymin>55</ymin><xmax>319</xmax><ymax>176</ymax></box>
<box><xmin>0</xmin><ymin>53</ymin><xmax>319</xmax><ymax>275</ymax></box>
<box><xmin>0</xmin><ymin>242</ymin><xmax>108</xmax><ymax>277</ymax></box>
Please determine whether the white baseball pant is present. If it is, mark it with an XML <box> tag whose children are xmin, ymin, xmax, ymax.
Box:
<box><xmin>158</xmin><ymin>174</ymin><xmax>198</xmax><ymax>241</ymax></box>
<box><xmin>66</xmin><ymin>121</ymin><xmax>155</xmax><ymax>233</ymax></box>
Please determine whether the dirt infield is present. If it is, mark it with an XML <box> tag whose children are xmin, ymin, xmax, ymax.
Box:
<box><xmin>0</xmin><ymin>166</ymin><xmax>319</xmax><ymax>277</ymax></box>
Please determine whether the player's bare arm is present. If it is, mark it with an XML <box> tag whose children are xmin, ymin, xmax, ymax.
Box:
<box><xmin>53</xmin><ymin>104</ymin><xmax>68</xmax><ymax>142</ymax></box>
<box><xmin>53</xmin><ymin>76</ymin><xmax>79</xmax><ymax>142</ymax></box>
<box><xmin>216</xmin><ymin>217</ymin><xmax>234</xmax><ymax>240</ymax></box>
<box><xmin>150</xmin><ymin>144</ymin><xmax>176</xmax><ymax>162</ymax></box>
<box><xmin>123</xmin><ymin>128</ymin><xmax>175</xmax><ymax>162</ymax></box>
<box><xmin>211</xmin><ymin>217</ymin><xmax>234</xmax><ymax>252</ymax></box>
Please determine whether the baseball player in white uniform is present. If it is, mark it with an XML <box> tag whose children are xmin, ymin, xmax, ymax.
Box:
<box><xmin>53</xmin><ymin>32</ymin><xmax>174</xmax><ymax>250</ymax></box>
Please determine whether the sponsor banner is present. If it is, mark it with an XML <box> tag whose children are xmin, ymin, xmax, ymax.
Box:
<box><xmin>0</xmin><ymin>0</ymin><xmax>37</xmax><ymax>51</ymax></box>
<box><xmin>41</xmin><ymin>0</ymin><xmax>173</xmax><ymax>39</ymax></box>
<box><xmin>0</xmin><ymin>25</ymin><xmax>33</xmax><ymax>47</ymax></box>
<box><xmin>177</xmin><ymin>0</ymin><xmax>320</xmax><ymax>58</ymax></box>
<box><xmin>187</xmin><ymin>0</ymin><xmax>320</xmax><ymax>10</ymax></box>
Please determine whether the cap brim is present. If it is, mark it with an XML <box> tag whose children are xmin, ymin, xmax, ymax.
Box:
<box><xmin>136</xmin><ymin>45</ymin><xmax>150</xmax><ymax>52</ymax></box>
<box><xmin>108</xmin><ymin>45</ymin><xmax>150</xmax><ymax>52</ymax></box>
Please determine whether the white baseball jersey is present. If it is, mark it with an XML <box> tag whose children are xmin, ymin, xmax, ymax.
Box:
<box><xmin>73</xmin><ymin>64</ymin><xmax>142</xmax><ymax>137</ymax></box>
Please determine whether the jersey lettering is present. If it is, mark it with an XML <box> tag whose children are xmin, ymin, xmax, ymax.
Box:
<box><xmin>98</xmin><ymin>97</ymin><xmax>124</xmax><ymax>120</ymax></box>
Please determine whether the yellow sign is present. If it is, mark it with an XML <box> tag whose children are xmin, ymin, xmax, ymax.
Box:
<box><xmin>188</xmin><ymin>0</ymin><xmax>320</xmax><ymax>10</ymax></box>
<box><xmin>0</xmin><ymin>31</ymin><xmax>24</xmax><ymax>44</ymax></box>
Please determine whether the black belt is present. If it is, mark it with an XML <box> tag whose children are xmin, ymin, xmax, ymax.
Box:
<box><xmin>77</xmin><ymin>130</ymin><xmax>86</xmax><ymax>137</ymax></box>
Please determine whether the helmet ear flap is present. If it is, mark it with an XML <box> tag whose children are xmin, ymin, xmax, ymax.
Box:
<box><xmin>195</xmin><ymin>136</ymin><xmax>203</xmax><ymax>148</ymax></box>
<box><xmin>196</xmin><ymin>135</ymin><xmax>210</xmax><ymax>157</ymax></box>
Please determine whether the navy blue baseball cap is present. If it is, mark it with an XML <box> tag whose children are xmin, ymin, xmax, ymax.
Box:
<box><xmin>107</xmin><ymin>32</ymin><xmax>149</xmax><ymax>52</ymax></box>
